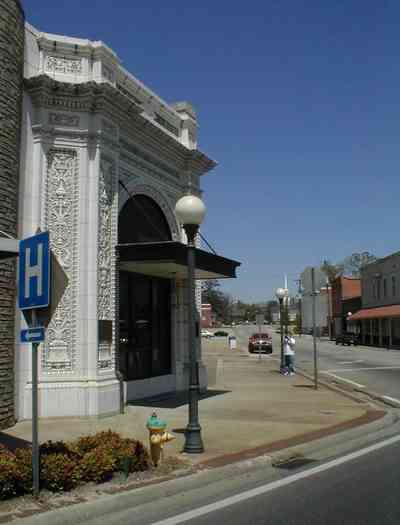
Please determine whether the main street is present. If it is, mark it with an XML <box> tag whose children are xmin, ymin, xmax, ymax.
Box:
<box><xmin>82</xmin><ymin>428</ymin><xmax>400</xmax><ymax>525</ymax></box>
<box><xmin>233</xmin><ymin>324</ymin><xmax>400</xmax><ymax>405</ymax></box>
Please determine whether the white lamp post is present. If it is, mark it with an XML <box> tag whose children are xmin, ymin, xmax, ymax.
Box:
<box><xmin>175</xmin><ymin>194</ymin><xmax>206</xmax><ymax>453</ymax></box>
<box><xmin>276</xmin><ymin>287</ymin><xmax>288</xmax><ymax>369</ymax></box>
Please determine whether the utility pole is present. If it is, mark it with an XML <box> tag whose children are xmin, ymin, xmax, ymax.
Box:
<box><xmin>294</xmin><ymin>278</ymin><xmax>302</xmax><ymax>337</ymax></box>
<box><xmin>311</xmin><ymin>268</ymin><xmax>318</xmax><ymax>390</ymax></box>
<box><xmin>326</xmin><ymin>279</ymin><xmax>332</xmax><ymax>340</ymax></box>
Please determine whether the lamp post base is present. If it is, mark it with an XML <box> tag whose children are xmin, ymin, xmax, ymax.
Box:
<box><xmin>183</xmin><ymin>424</ymin><xmax>204</xmax><ymax>454</ymax></box>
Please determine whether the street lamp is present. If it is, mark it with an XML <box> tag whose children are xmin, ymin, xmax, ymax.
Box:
<box><xmin>276</xmin><ymin>287</ymin><xmax>288</xmax><ymax>369</ymax></box>
<box><xmin>175</xmin><ymin>194</ymin><xmax>206</xmax><ymax>453</ymax></box>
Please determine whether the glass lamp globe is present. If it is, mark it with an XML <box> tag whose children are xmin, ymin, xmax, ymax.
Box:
<box><xmin>175</xmin><ymin>195</ymin><xmax>206</xmax><ymax>226</ymax></box>
<box><xmin>275</xmin><ymin>287</ymin><xmax>288</xmax><ymax>300</ymax></box>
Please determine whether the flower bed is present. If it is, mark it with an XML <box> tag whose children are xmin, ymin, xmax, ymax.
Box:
<box><xmin>0</xmin><ymin>431</ymin><xmax>150</xmax><ymax>499</ymax></box>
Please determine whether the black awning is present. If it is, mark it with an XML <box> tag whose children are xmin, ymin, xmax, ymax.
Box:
<box><xmin>0</xmin><ymin>238</ymin><xmax>19</xmax><ymax>260</ymax></box>
<box><xmin>117</xmin><ymin>241</ymin><xmax>240</xmax><ymax>280</ymax></box>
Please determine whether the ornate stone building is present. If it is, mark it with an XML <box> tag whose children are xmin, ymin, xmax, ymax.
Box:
<box><xmin>0</xmin><ymin>0</ymin><xmax>25</xmax><ymax>429</ymax></box>
<box><xmin>13</xmin><ymin>23</ymin><xmax>239</xmax><ymax>420</ymax></box>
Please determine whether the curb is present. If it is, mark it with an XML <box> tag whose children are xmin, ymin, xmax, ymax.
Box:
<box><xmin>296</xmin><ymin>365</ymin><xmax>400</xmax><ymax>409</ymax></box>
<box><xmin>295</xmin><ymin>367</ymin><xmax>371</xmax><ymax>405</ymax></box>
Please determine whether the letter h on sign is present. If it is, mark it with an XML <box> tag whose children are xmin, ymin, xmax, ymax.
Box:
<box><xmin>18</xmin><ymin>232</ymin><xmax>50</xmax><ymax>310</ymax></box>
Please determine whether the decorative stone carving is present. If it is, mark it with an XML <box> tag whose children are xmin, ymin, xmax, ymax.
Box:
<box><xmin>120</xmin><ymin>138</ymin><xmax>179</xmax><ymax>179</ymax></box>
<box><xmin>43</xmin><ymin>149</ymin><xmax>78</xmax><ymax>372</ymax></box>
<box><xmin>102</xmin><ymin>64</ymin><xmax>115</xmax><ymax>83</ymax></box>
<box><xmin>102</xmin><ymin>119</ymin><xmax>117</xmax><ymax>137</ymax></box>
<box><xmin>45</xmin><ymin>55</ymin><xmax>82</xmax><ymax>75</ymax></box>
<box><xmin>49</xmin><ymin>113</ymin><xmax>80</xmax><ymax>127</ymax></box>
<box><xmin>97</xmin><ymin>156</ymin><xmax>117</xmax><ymax>369</ymax></box>
<box><xmin>119</xmin><ymin>152</ymin><xmax>182</xmax><ymax>191</ymax></box>
<box><xmin>119</xmin><ymin>167</ymin><xmax>140</xmax><ymax>186</ymax></box>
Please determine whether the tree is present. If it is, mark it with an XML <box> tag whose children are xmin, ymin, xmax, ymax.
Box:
<box><xmin>342</xmin><ymin>252</ymin><xmax>377</xmax><ymax>277</ymax></box>
<box><xmin>201</xmin><ymin>280</ymin><xmax>233</xmax><ymax>322</ymax></box>
<box><xmin>320</xmin><ymin>259</ymin><xmax>344</xmax><ymax>284</ymax></box>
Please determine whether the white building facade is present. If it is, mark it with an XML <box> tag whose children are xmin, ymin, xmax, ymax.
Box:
<box><xmin>16</xmin><ymin>24</ymin><xmax>238</xmax><ymax>421</ymax></box>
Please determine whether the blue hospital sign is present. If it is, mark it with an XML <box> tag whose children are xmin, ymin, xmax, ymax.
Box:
<box><xmin>18</xmin><ymin>232</ymin><xmax>50</xmax><ymax>310</ymax></box>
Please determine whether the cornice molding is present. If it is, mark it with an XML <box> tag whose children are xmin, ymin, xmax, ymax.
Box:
<box><xmin>25</xmin><ymin>75</ymin><xmax>216</xmax><ymax>176</ymax></box>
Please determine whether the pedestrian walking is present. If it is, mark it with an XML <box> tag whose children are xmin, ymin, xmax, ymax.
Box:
<box><xmin>283</xmin><ymin>333</ymin><xmax>296</xmax><ymax>376</ymax></box>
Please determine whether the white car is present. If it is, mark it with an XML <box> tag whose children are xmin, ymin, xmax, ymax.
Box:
<box><xmin>201</xmin><ymin>329</ymin><xmax>214</xmax><ymax>339</ymax></box>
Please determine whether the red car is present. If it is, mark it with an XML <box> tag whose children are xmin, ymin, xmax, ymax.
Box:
<box><xmin>248</xmin><ymin>333</ymin><xmax>273</xmax><ymax>354</ymax></box>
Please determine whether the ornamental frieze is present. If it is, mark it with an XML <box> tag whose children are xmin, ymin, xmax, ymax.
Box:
<box><xmin>45</xmin><ymin>55</ymin><xmax>82</xmax><ymax>75</ymax></box>
<box><xmin>43</xmin><ymin>149</ymin><xmax>79</xmax><ymax>372</ymax></box>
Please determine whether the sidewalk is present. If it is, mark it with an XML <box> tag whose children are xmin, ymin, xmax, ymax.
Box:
<box><xmin>3</xmin><ymin>339</ymin><xmax>378</xmax><ymax>466</ymax></box>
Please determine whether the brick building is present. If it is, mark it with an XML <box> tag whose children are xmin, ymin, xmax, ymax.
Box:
<box><xmin>331</xmin><ymin>277</ymin><xmax>361</xmax><ymax>338</ymax></box>
<box><xmin>0</xmin><ymin>0</ymin><xmax>25</xmax><ymax>429</ymax></box>
<box><xmin>201</xmin><ymin>304</ymin><xmax>213</xmax><ymax>328</ymax></box>
<box><xmin>348</xmin><ymin>252</ymin><xmax>400</xmax><ymax>348</ymax></box>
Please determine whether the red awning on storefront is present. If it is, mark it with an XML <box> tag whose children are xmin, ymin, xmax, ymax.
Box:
<box><xmin>348</xmin><ymin>305</ymin><xmax>400</xmax><ymax>321</ymax></box>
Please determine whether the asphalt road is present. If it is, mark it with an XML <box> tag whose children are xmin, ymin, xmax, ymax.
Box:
<box><xmin>86</xmin><ymin>430</ymin><xmax>400</xmax><ymax>525</ymax></box>
<box><xmin>231</xmin><ymin>324</ymin><xmax>400</xmax><ymax>405</ymax></box>
<box><xmin>169</xmin><ymin>436</ymin><xmax>400</xmax><ymax>525</ymax></box>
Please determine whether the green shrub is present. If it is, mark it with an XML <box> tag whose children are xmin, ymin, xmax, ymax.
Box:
<box><xmin>78</xmin><ymin>447</ymin><xmax>116</xmax><ymax>483</ymax></box>
<box><xmin>14</xmin><ymin>448</ymin><xmax>33</xmax><ymax>494</ymax></box>
<box><xmin>0</xmin><ymin>447</ymin><xmax>18</xmax><ymax>500</ymax></box>
<box><xmin>40</xmin><ymin>453</ymin><xmax>81</xmax><ymax>492</ymax></box>
<box><xmin>0</xmin><ymin>431</ymin><xmax>150</xmax><ymax>498</ymax></box>
<box><xmin>71</xmin><ymin>430</ymin><xmax>122</xmax><ymax>456</ymax></box>
<box><xmin>71</xmin><ymin>431</ymin><xmax>150</xmax><ymax>473</ymax></box>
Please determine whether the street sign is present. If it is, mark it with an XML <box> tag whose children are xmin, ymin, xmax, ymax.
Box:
<box><xmin>256</xmin><ymin>314</ymin><xmax>264</xmax><ymax>326</ymax></box>
<box><xmin>21</xmin><ymin>327</ymin><xmax>45</xmax><ymax>343</ymax></box>
<box><xmin>18</xmin><ymin>232</ymin><xmax>50</xmax><ymax>310</ymax></box>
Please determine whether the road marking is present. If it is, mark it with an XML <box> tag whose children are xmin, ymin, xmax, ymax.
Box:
<box><xmin>321</xmin><ymin>372</ymin><xmax>365</xmax><ymax>388</ymax></box>
<box><xmin>382</xmin><ymin>395</ymin><xmax>400</xmax><ymax>405</ymax></box>
<box><xmin>324</xmin><ymin>367</ymin><xmax>400</xmax><ymax>373</ymax></box>
<box><xmin>149</xmin><ymin>434</ymin><xmax>400</xmax><ymax>525</ymax></box>
<box><xmin>337</xmin><ymin>360</ymin><xmax>364</xmax><ymax>365</ymax></box>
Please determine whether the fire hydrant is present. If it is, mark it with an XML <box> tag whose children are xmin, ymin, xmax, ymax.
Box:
<box><xmin>146</xmin><ymin>412</ymin><xmax>175</xmax><ymax>467</ymax></box>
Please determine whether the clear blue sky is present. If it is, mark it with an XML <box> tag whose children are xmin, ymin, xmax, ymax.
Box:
<box><xmin>23</xmin><ymin>1</ymin><xmax>400</xmax><ymax>302</ymax></box>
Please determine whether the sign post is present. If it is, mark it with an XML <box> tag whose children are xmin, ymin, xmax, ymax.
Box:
<box><xmin>18</xmin><ymin>231</ymin><xmax>50</xmax><ymax>498</ymax></box>
<box><xmin>255</xmin><ymin>313</ymin><xmax>264</xmax><ymax>361</ymax></box>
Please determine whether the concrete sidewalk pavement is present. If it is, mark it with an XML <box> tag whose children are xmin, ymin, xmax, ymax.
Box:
<box><xmin>3</xmin><ymin>338</ymin><xmax>379</xmax><ymax>466</ymax></box>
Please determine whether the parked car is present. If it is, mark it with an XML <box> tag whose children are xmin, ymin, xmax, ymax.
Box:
<box><xmin>201</xmin><ymin>330</ymin><xmax>213</xmax><ymax>339</ymax></box>
<box><xmin>214</xmin><ymin>330</ymin><xmax>229</xmax><ymax>337</ymax></box>
<box><xmin>248</xmin><ymin>333</ymin><xmax>273</xmax><ymax>354</ymax></box>
<box><xmin>335</xmin><ymin>333</ymin><xmax>360</xmax><ymax>346</ymax></box>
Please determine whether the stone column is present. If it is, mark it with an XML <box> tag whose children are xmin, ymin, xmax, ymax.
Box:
<box><xmin>0</xmin><ymin>0</ymin><xmax>24</xmax><ymax>429</ymax></box>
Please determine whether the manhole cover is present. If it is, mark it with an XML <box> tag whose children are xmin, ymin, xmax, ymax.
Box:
<box><xmin>274</xmin><ymin>457</ymin><xmax>316</xmax><ymax>470</ymax></box>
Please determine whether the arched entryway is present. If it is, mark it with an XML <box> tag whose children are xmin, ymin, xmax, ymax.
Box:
<box><xmin>118</xmin><ymin>195</ymin><xmax>172</xmax><ymax>381</ymax></box>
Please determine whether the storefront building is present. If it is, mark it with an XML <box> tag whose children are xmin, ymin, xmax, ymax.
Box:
<box><xmin>331</xmin><ymin>277</ymin><xmax>361</xmax><ymax>338</ymax></box>
<box><xmin>6</xmin><ymin>21</ymin><xmax>240</xmax><ymax>423</ymax></box>
<box><xmin>348</xmin><ymin>252</ymin><xmax>400</xmax><ymax>348</ymax></box>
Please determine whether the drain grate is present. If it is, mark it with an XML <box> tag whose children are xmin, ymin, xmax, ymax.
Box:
<box><xmin>273</xmin><ymin>457</ymin><xmax>316</xmax><ymax>470</ymax></box>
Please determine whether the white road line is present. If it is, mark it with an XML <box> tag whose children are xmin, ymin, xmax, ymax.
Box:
<box><xmin>324</xmin><ymin>367</ymin><xmax>400</xmax><ymax>373</ymax></box>
<box><xmin>150</xmin><ymin>434</ymin><xmax>400</xmax><ymax>525</ymax></box>
<box><xmin>337</xmin><ymin>360</ymin><xmax>364</xmax><ymax>365</ymax></box>
<box><xmin>382</xmin><ymin>395</ymin><xmax>400</xmax><ymax>405</ymax></box>
<box><xmin>321</xmin><ymin>372</ymin><xmax>365</xmax><ymax>388</ymax></box>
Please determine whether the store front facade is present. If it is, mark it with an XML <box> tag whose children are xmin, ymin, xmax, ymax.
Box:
<box><xmin>13</xmin><ymin>24</ymin><xmax>239</xmax><ymax>421</ymax></box>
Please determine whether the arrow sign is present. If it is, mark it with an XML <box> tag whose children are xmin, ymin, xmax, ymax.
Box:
<box><xmin>21</xmin><ymin>327</ymin><xmax>45</xmax><ymax>343</ymax></box>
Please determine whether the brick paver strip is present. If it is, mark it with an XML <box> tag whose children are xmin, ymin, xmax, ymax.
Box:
<box><xmin>198</xmin><ymin>409</ymin><xmax>386</xmax><ymax>469</ymax></box>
